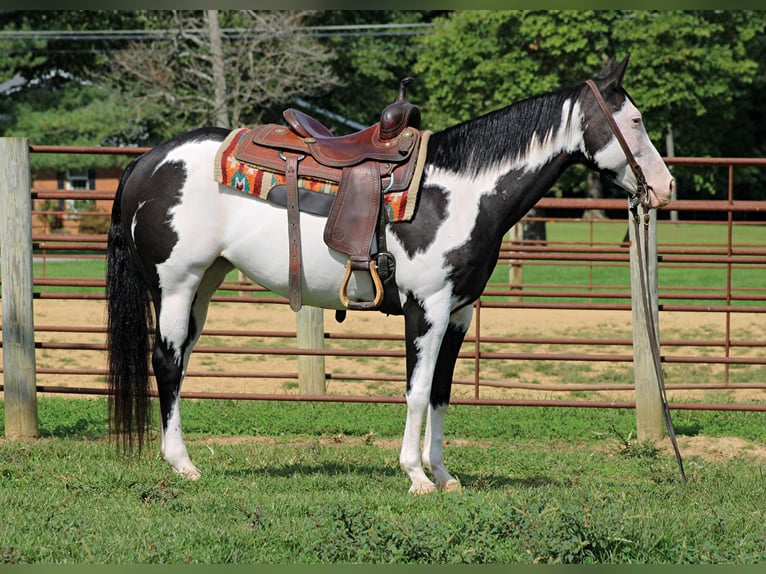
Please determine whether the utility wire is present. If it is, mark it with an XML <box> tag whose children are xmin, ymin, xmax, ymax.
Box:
<box><xmin>0</xmin><ymin>22</ymin><xmax>434</xmax><ymax>42</ymax></box>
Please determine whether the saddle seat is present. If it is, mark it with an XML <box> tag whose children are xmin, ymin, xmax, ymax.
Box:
<box><xmin>282</xmin><ymin>76</ymin><xmax>422</xmax><ymax>166</ymax></box>
<box><xmin>274</xmin><ymin>113</ymin><xmax>418</xmax><ymax>168</ymax></box>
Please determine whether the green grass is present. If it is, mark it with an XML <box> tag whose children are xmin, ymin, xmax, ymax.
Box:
<box><xmin>2</xmin><ymin>398</ymin><xmax>766</xmax><ymax>563</ymax></box>
<box><xmin>4</xmin><ymin>221</ymin><xmax>762</xmax><ymax>563</ymax></box>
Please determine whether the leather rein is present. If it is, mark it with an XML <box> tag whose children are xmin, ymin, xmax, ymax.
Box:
<box><xmin>585</xmin><ymin>79</ymin><xmax>687</xmax><ymax>483</ymax></box>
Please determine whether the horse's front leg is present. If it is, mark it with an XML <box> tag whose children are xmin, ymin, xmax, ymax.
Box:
<box><xmin>422</xmin><ymin>304</ymin><xmax>473</xmax><ymax>491</ymax></box>
<box><xmin>400</xmin><ymin>292</ymin><xmax>451</xmax><ymax>494</ymax></box>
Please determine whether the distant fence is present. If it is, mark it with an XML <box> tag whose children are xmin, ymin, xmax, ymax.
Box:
<box><xmin>1</xmin><ymin>138</ymin><xmax>765</xmax><ymax>441</ymax></box>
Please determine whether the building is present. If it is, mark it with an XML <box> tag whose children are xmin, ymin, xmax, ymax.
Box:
<box><xmin>32</xmin><ymin>167</ymin><xmax>122</xmax><ymax>235</ymax></box>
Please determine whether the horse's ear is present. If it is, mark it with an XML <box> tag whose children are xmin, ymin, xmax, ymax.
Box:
<box><xmin>595</xmin><ymin>54</ymin><xmax>630</xmax><ymax>91</ymax></box>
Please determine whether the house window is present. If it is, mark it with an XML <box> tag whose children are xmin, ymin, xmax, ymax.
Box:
<box><xmin>60</xmin><ymin>168</ymin><xmax>96</xmax><ymax>216</ymax></box>
<box><xmin>64</xmin><ymin>168</ymin><xmax>94</xmax><ymax>191</ymax></box>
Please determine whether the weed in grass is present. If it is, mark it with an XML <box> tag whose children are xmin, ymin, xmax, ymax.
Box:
<box><xmin>0</xmin><ymin>546</ymin><xmax>27</xmax><ymax>564</ymax></box>
<box><xmin>237</xmin><ymin>503</ymin><xmax>270</xmax><ymax>530</ymax></box>
<box><xmin>488</xmin><ymin>361</ymin><xmax>524</xmax><ymax>380</ymax></box>
<box><xmin>606</xmin><ymin>424</ymin><xmax>660</xmax><ymax>459</ymax></box>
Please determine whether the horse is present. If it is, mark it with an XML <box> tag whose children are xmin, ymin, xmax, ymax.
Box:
<box><xmin>106</xmin><ymin>55</ymin><xmax>673</xmax><ymax>494</ymax></box>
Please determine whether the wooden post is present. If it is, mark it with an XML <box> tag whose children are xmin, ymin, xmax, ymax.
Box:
<box><xmin>296</xmin><ymin>306</ymin><xmax>326</xmax><ymax>394</ymax></box>
<box><xmin>628</xmin><ymin>207</ymin><xmax>663</xmax><ymax>441</ymax></box>
<box><xmin>0</xmin><ymin>138</ymin><xmax>38</xmax><ymax>439</ymax></box>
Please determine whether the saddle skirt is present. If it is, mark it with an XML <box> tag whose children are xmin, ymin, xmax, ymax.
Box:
<box><xmin>214</xmin><ymin>126</ymin><xmax>430</xmax><ymax>223</ymax></box>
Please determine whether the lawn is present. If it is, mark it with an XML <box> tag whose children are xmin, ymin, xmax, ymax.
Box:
<box><xmin>1</xmin><ymin>398</ymin><xmax>766</xmax><ymax>563</ymax></box>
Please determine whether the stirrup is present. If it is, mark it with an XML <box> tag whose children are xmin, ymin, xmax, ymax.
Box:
<box><xmin>339</xmin><ymin>258</ymin><xmax>384</xmax><ymax>311</ymax></box>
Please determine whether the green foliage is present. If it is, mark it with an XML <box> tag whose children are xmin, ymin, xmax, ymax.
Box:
<box><xmin>303</xmin><ymin>11</ymin><xmax>436</xmax><ymax>130</ymax></box>
<box><xmin>4</xmin><ymin>84</ymin><xmax>137</xmax><ymax>171</ymax></box>
<box><xmin>415</xmin><ymin>11</ymin><xmax>765</xmax><ymax>142</ymax></box>
<box><xmin>0</xmin><ymin>11</ymin><xmax>149</xmax><ymax>171</ymax></box>
<box><xmin>609</xmin><ymin>11</ymin><xmax>766</xmax><ymax>158</ymax></box>
<box><xmin>413</xmin><ymin>11</ymin><xmax>766</xmax><ymax>201</ymax></box>
<box><xmin>0</xmin><ymin>11</ymin><xmax>145</xmax><ymax>82</ymax></box>
<box><xmin>415</xmin><ymin>11</ymin><xmax>626</xmax><ymax>130</ymax></box>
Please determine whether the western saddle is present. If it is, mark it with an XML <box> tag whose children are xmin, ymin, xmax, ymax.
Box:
<box><xmin>233</xmin><ymin>78</ymin><xmax>424</xmax><ymax>312</ymax></box>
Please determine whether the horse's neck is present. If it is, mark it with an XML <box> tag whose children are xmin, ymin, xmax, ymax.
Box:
<box><xmin>426</xmin><ymin>94</ymin><xmax>584</xmax><ymax>237</ymax></box>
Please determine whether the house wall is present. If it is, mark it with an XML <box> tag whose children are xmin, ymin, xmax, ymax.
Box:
<box><xmin>32</xmin><ymin>167</ymin><xmax>122</xmax><ymax>234</ymax></box>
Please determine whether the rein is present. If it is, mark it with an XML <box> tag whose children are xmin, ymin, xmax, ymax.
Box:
<box><xmin>585</xmin><ymin>80</ymin><xmax>687</xmax><ymax>483</ymax></box>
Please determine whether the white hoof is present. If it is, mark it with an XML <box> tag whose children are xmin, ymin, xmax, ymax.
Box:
<box><xmin>439</xmin><ymin>478</ymin><xmax>462</xmax><ymax>492</ymax></box>
<box><xmin>175</xmin><ymin>464</ymin><xmax>201</xmax><ymax>480</ymax></box>
<box><xmin>409</xmin><ymin>481</ymin><xmax>438</xmax><ymax>495</ymax></box>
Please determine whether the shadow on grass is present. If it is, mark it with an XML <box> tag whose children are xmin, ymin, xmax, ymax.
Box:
<box><xmin>214</xmin><ymin>460</ymin><xmax>557</xmax><ymax>491</ymax></box>
<box><xmin>38</xmin><ymin>418</ymin><xmax>108</xmax><ymax>440</ymax></box>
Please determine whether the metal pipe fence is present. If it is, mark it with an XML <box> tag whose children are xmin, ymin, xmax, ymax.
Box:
<box><xmin>1</xmin><ymin>147</ymin><xmax>765</xmax><ymax>414</ymax></box>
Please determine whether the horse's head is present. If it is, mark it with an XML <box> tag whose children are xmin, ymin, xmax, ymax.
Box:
<box><xmin>580</xmin><ymin>55</ymin><xmax>674</xmax><ymax>209</ymax></box>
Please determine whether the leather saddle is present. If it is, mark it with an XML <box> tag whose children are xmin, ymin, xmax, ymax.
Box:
<box><xmin>233</xmin><ymin>78</ymin><xmax>423</xmax><ymax>312</ymax></box>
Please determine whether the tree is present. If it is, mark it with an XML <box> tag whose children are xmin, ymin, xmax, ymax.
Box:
<box><xmin>413</xmin><ymin>11</ymin><xmax>766</xmax><ymax>203</ymax></box>
<box><xmin>95</xmin><ymin>10</ymin><xmax>339</xmax><ymax>142</ymax></box>
<box><xmin>300</xmin><ymin>11</ymin><xmax>441</xmax><ymax>132</ymax></box>
<box><xmin>0</xmin><ymin>11</ymin><xmax>147</xmax><ymax>170</ymax></box>
<box><xmin>0</xmin><ymin>11</ymin><xmax>144</xmax><ymax>85</ymax></box>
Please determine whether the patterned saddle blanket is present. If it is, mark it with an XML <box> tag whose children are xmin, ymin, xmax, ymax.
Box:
<box><xmin>214</xmin><ymin>127</ymin><xmax>428</xmax><ymax>223</ymax></box>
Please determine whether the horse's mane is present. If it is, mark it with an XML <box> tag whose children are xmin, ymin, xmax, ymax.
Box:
<box><xmin>427</xmin><ymin>83</ymin><xmax>583</xmax><ymax>177</ymax></box>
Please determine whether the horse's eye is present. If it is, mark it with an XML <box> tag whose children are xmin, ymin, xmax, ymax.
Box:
<box><xmin>632</xmin><ymin>117</ymin><xmax>642</xmax><ymax>127</ymax></box>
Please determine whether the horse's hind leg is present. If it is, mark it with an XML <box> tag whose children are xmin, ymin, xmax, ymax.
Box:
<box><xmin>154</xmin><ymin>258</ymin><xmax>233</xmax><ymax>479</ymax></box>
<box><xmin>422</xmin><ymin>304</ymin><xmax>473</xmax><ymax>492</ymax></box>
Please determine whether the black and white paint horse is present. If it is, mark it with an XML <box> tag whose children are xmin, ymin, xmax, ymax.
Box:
<box><xmin>107</xmin><ymin>56</ymin><xmax>673</xmax><ymax>493</ymax></box>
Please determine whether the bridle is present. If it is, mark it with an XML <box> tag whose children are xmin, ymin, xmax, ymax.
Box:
<box><xmin>584</xmin><ymin>79</ymin><xmax>652</xmax><ymax>211</ymax></box>
<box><xmin>585</xmin><ymin>79</ymin><xmax>687</xmax><ymax>483</ymax></box>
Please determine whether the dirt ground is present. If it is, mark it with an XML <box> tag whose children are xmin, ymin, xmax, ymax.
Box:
<box><xmin>193</xmin><ymin>433</ymin><xmax>766</xmax><ymax>464</ymax></box>
<box><xmin>16</xmin><ymin>298</ymin><xmax>766</xmax><ymax>401</ymax></box>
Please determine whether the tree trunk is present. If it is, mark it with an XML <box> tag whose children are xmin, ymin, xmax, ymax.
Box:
<box><xmin>522</xmin><ymin>208</ymin><xmax>547</xmax><ymax>245</ymax></box>
<box><xmin>583</xmin><ymin>172</ymin><xmax>607</xmax><ymax>220</ymax></box>
<box><xmin>207</xmin><ymin>9</ymin><xmax>230</xmax><ymax>129</ymax></box>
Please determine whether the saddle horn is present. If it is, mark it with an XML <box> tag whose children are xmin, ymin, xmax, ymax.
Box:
<box><xmin>379</xmin><ymin>77</ymin><xmax>421</xmax><ymax>142</ymax></box>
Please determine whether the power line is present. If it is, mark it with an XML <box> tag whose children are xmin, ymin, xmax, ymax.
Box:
<box><xmin>0</xmin><ymin>22</ymin><xmax>433</xmax><ymax>42</ymax></box>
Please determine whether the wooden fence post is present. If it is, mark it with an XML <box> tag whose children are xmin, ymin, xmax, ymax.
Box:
<box><xmin>0</xmin><ymin>137</ymin><xmax>38</xmax><ymax>439</ymax></box>
<box><xmin>296</xmin><ymin>306</ymin><xmax>326</xmax><ymax>394</ymax></box>
<box><xmin>628</xmin><ymin>207</ymin><xmax>663</xmax><ymax>441</ymax></box>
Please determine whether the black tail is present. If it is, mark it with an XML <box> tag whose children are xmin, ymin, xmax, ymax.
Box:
<box><xmin>106</xmin><ymin>158</ymin><xmax>153</xmax><ymax>453</ymax></box>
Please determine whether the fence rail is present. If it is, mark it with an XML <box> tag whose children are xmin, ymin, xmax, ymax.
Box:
<box><xmin>2</xmin><ymin>141</ymin><xmax>765</xmax><ymax>442</ymax></box>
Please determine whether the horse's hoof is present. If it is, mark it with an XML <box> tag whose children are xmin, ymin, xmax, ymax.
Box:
<box><xmin>409</xmin><ymin>482</ymin><xmax>437</xmax><ymax>495</ymax></box>
<box><xmin>440</xmin><ymin>479</ymin><xmax>462</xmax><ymax>492</ymax></box>
<box><xmin>177</xmin><ymin>466</ymin><xmax>202</xmax><ymax>480</ymax></box>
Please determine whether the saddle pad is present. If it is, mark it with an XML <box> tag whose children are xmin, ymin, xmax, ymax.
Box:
<box><xmin>214</xmin><ymin>127</ymin><xmax>429</xmax><ymax>223</ymax></box>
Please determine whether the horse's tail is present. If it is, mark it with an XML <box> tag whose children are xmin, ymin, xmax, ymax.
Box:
<box><xmin>106</xmin><ymin>158</ymin><xmax>152</xmax><ymax>454</ymax></box>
